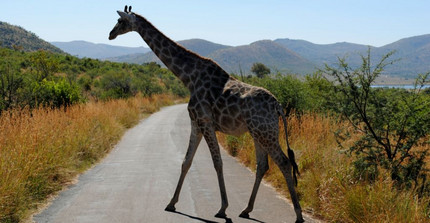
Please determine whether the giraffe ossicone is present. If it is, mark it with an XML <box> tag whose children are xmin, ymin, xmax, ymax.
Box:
<box><xmin>109</xmin><ymin>5</ymin><xmax>304</xmax><ymax>223</ymax></box>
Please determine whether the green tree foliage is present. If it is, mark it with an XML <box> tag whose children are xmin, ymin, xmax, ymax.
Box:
<box><xmin>322</xmin><ymin>49</ymin><xmax>430</xmax><ymax>191</ymax></box>
<box><xmin>0</xmin><ymin>60</ymin><xmax>23</xmax><ymax>111</ymax></box>
<box><xmin>251</xmin><ymin>62</ymin><xmax>271</xmax><ymax>78</ymax></box>
<box><xmin>130</xmin><ymin>67</ymin><xmax>163</xmax><ymax>97</ymax></box>
<box><xmin>304</xmin><ymin>72</ymin><xmax>337</xmax><ymax>112</ymax></box>
<box><xmin>77</xmin><ymin>74</ymin><xmax>92</xmax><ymax>91</ymax></box>
<box><xmin>29</xmin><ymin>50</ymin><xmax>59</xmax><ymax>81</ymax></box>
<box><xmin>0</xmin><ymin>47</ymin><xmax>189</xmax><ymax>113</ymax></box>
<box><xmin>242</xmin><ymin>73</ymin><xmax>333</xmax><ymax>115</ymax></box>
<box><xmin>31</xmin><ymin>78</ymin><xmax>81</xmax><ymax>108</ymax></box>
<box><xmin>100</xmin><ymin>71</ymin><xmax>134</xmax><ymax>99</ymax></box>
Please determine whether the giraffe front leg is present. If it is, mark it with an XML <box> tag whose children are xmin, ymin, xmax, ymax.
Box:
<box><xmin>201</xmin><ymin>124</ymin><xmax>229</xmax><ymax>218</ymax></box>
<box><xmin>165</xmin><ymin>121</ymin><xmax>202</xmax><ymax>212</ymax></box>
<box><xmin>240</xmin><ymin>143</ymin><xmax>268</xmax><ymax>218</ymax></box>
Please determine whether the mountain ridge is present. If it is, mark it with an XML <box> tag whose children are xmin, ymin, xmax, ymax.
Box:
<box><xmin>106</xmin><ymin>39</ymin><xmax>316</xmax><ymax>74</ymax></box>
<box><xmin>0</xmin><ymin>21</ymin><xmax>63</xmax><ymax>53</ymax></box>
<box><xmin>207</xmin><ymin>40</ymin><xmax>316</xmax><ymax>74</ymax></box>
<box><xmin>104</xmin><ymin>35</ymin><xmax>430</xmax><ymax>77</ymax></box>
<box><xmin>1</xmin><ymin>20</ymin><xmax>428</xmax><ymax>77</ymax></box>
<box><xmin>50</xmin><ymin>40</ymin><xmax>150</xmax><ymax>59</ymax></box>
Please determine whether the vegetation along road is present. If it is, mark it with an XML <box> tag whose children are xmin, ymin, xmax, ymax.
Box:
<box><xmin>33</xmin><ymin>104</ymin><xmax>315</xmax><ymax>223</ymax></box>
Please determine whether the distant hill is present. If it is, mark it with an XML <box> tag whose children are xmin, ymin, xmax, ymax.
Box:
<box><xmin>52</xmin><ymin>34</ymin><xmax>430</xmax><ymax>78</ymax></box>
<box><xmin>207</xmin><ymin>40</ymin><xmax>315</xmax><ymax>74</ymax></box>
<box><xmin>51</xmin><ymin>40</ymin><xmax>150</xmax><ymax>59</ymax></box>
<box><xmin>0</xmin><ymin>21</ymin><xmax>63</xmax><ymax>53</ymax></box>
<box><xmin>109</xmin><ymin>39</ymin><xmax>314</xmax><ymax>74</ymax></box>
<box><xmin>178</xmin><ymin>38</ymin><xmax>232</xmax><ymax>57</ymax></box>
<box><xmin>274</xmin><ymin>38</ymin><xmax>369</xmax><ymax>67</ymax></box>
<box><xmin>275</xmin><ymin>35</ymin><xmax>430</xmax><ymax>77</ymax></box>
<box><xmin>381</xmin><ymin>34</ymin><xmax>430</xmax><ymax>55</ymax></box>
<box><xmin>378</xmin><ymin>34</ymin><xmax>430</xmax><ymax>76</ymax></box>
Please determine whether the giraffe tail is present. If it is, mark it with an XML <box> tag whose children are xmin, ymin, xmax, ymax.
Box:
<box><xmin>277</xmin><ymin>105</ymin><xmax>300</xmax><ymax>186</ymax></box>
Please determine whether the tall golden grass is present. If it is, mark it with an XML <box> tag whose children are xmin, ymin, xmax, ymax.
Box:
<box><xmin>218</xmin><ymin>113</ymin><xmax>430</xmax><ymax>223</ymax></box>
<box><xmin>0</xmin><ymin>94</ymin><xmax>177</xmax><ymax>223</ymax></box>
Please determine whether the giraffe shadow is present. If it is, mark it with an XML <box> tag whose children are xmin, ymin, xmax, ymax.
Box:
<box><xmin>239</xmin><ymin>215</ymin><xmax>265</xmax><ymax>223</ymax></box>
<box><xmin>166</xmin><ymin>210</ymin><xmax>233</xmax><ymax>223</ymax></box>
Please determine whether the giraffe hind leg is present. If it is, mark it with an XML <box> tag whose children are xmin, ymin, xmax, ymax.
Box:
<box><xmin>240</xmin><ymin>142</ymin><xmax>268</xmax><ymax>218</ymax></box>
<box><xmin>268</xmin><ymin>146</ymin><xmax>304</xmax><ymax>223</ymax></box>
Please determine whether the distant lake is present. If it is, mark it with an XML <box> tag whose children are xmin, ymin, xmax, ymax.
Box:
<box><xmin>371</xmin><ymin>85</ymin><xmax>430</xmax><ymax>89</ymax></box>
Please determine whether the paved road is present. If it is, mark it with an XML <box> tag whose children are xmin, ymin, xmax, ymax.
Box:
<box><xmin>33</xmin><ymin>104</ymin><xmax>315</xmax><ymax>223</ymax></box>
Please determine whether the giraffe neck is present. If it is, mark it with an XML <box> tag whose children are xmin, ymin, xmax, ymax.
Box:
<box><xmin>133</xmin><ymin>13</ymin><xmax>200</xmax><ymax>89</ymax></box>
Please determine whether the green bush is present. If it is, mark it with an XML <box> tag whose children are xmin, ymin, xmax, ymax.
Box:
<box><xmin>131</xmin><ymin>69</ymin><xmax>164</xmax><ymax>97</ymax></box>
<box><xmin>31</xmin><ymin>78</ymin><xmax>81</xmax><ymax>108</ymax></box>
<box><xmin>77</xmin><ymin>74</ymin><xmax>92</xmax><ymax>91</ymax></box>
<box><xmin>322</xmin><ymin>49</ymin><xmax>430</xmax><ymax>191</ymax></box>
<box><xmin>99</xmin><ymin>71</ymin><xmax>133</xmax><ymax>99</ymax></box>
<box><xmin>242</xmin><ymin>73</ymin><xmax>334</xmax><ymax>115</ymax></box>
<box><xmin>303</xmin><ymin>72</ymin><xmax>337</xmax><ymax>112</ymax></box>
<box><xmin>0</xmin><ymin>47</ymin><xmax>189</xmax><ymax>112</ymax></box>
<box><xmin>0</xmin><ymin>60</ymin><xmax>24</xmax><ymax>111</ymax></box>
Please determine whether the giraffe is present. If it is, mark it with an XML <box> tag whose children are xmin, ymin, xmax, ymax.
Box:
<box><xmin>109</xmin><ymin>6</ymin><xmax>304</xmax><ymax>223</ymax></box>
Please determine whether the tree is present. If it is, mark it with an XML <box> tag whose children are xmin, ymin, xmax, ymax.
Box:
<box><xmin>0</xmin><ymin>61</ymin><xmax>23</xmax><ymax>112</ymax></box>
<box><xmin>29</xmin><ymin>50</ymin><xmax>59</xmax><ymax>81</ymax></box>
<box><xmin>100</xmin><ymin>71</ymin><xmax>133</xmax><ymax>99</ymax></box>
<box><xmin>31</xmin><ymin>78</ymin><xmax>81</xmax><ymax>108</ymax></box>
<box><xmin>323</xmin><ymin>48</ymin><xmax>430</xmax><ymax>191</ymax></box>
<box><xmin>251</xmin><ymin>62</ymin><xmax>270</xmax><ymax>78</ymax></box>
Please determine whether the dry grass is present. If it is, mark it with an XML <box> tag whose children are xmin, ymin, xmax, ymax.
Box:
<box><xmin>0</xmin><ymin>94</ymin><xmax>178</xmax><ymax>223</ymax></box>
<box><xmin>218</xmin><ymin>113</ymin><xmax>430</xmax><ymax>223</ymax></box>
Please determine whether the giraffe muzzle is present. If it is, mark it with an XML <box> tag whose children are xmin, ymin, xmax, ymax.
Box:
<box><xmin>108</xmin><ymin>32</ymin><xmax>116</xmax><ymax>40</ymax></box>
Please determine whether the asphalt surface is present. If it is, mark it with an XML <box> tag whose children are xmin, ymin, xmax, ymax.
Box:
<box><xmin>33</xmin><ymin>104</ymin><xmax>315</xmax><ymax>223</ymax></box>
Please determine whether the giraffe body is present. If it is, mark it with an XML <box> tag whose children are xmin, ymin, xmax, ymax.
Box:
<box><xmin>109</xmin><ymin>6</ymin><xmax>304</xmax><ymax>222</ymax></box>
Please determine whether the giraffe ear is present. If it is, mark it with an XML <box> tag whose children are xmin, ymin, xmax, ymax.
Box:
<box><xmin>117</xmin><ymin>11</ymin><xmax>127</xmax><ymax>17</ymax></box>
<box><xmin>117</xmin><ymin>10</ymin><xmax>136</xmax><ymax>24</ymax></box>
<box><xmin>117</xmin><ymin>11</ymin><xmax>133</xmax><ymax>19</ymax></box>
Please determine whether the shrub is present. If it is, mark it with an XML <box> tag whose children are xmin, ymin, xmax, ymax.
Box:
<box><xmin>31</xmin><ymin>78</ymin><xmax>81</xmax><ymax>108</ymax></box>
<box><xmin>0</xmin><ymin>60</ymin><xmax>23</xmax><ymax>111</ymax></box>
<box><xmin>99</xmin><ymin>71</ymin><xmax>133</xmax><ymax>99</ymax></box>
<box><xmin>245</xmin><ymin>74</ymin><xmax>315</xmax><ymax>115</ymax></box>
<box><xmin>322</xmin><ymin>49</ymin><xmax>430</xmax><ymax>190</ymax></box>
<box><xmin>77</xmin><ymin>74</ymin><xmax>92</xmax><ymax>92</ymax></box>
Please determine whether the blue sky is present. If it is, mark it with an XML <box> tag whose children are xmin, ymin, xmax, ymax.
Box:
<box><xmin>1</xmin><ymin>0</ymin><xmax>429</xmax><ymax>47</ymax></box>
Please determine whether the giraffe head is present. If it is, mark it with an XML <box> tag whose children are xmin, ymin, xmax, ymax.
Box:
<box><xmin>109</xmin><ymin>5</ymin><xmax>136</xmax><ymax>40</ymax></box>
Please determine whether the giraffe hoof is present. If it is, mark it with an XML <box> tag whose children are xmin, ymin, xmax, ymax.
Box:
<box><xmin>164</xmin><ymin>205</ymin><xmax>176</xmax><ymax>212</ymax></box>
<box><xmin>214</xmin><ymin>212</ymin><xmax>227</xmax><ymax>218</ymax></box>
<box><xmin>239</xmin><ymin>211</ymin><xmax>249</xmax><ymax>218</ymax></box>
